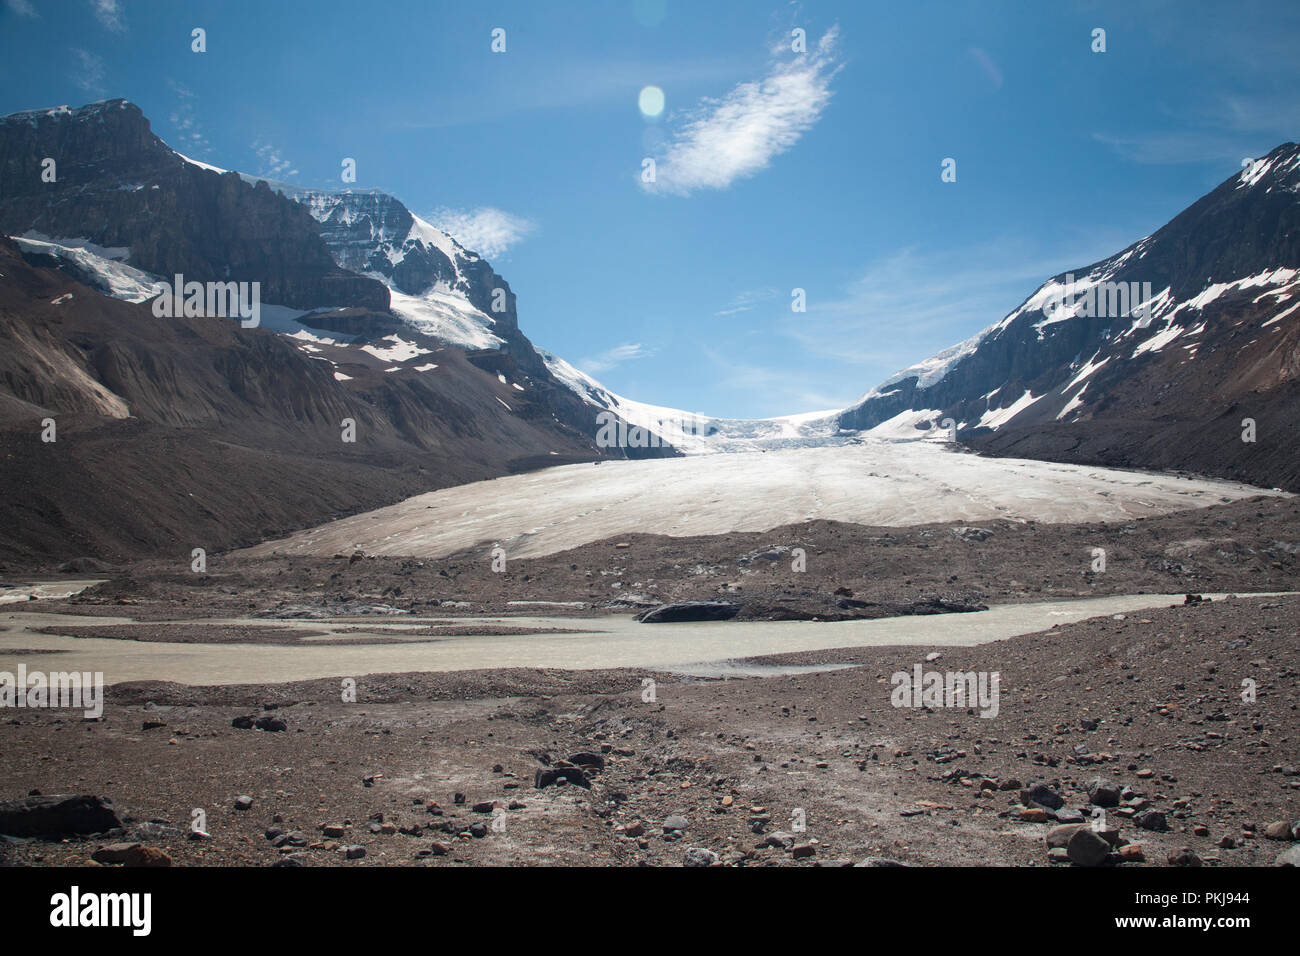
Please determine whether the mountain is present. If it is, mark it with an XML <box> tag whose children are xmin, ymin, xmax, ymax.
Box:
<box><xmin>0</xmin><ymin>235</ymin><xmax>624</xmax><ymax>568</ymax></box>
<box><xmin>0</xmin><ymin>99</ymin><xmax>673</xmax><ymax>567</ymax></box>
<box><xmin>838</xmin><ymin>141</ymin><xmax>1300</xmax><ymax>490</ymax></box>
<box><xmin>273</xmin><ymin>187</ymin><xmax>518</xmax><ymax>353</ymax></box>
<box><xmin>0</xmin><ymin>99</ymin><xmax>666</xmax><ymax>458</ymax></box>
<box><xmin>0</xmin><ymin>101</ymin><xmax>388</xmax><ymax>311</ymax></box>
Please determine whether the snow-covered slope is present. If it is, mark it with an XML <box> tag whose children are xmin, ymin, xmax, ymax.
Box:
<box><xmin>12</xmin><ymin>235</ymin><xmax>158</xmax><ymax>301</ymax></box>
<box><xmin>540</xmin><ymin>349</ymin><xmax>841</xmax><ymax>454</ymax></box>
<box><xmin>241</xmin><ymin>183</ymin><xmax>509</xmax><ymax>350</ymax></box>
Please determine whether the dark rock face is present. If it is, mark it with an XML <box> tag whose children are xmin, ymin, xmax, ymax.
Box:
<box><xmin>839</xmin><ymin>141</ymin><xmax>1300</xmax><ymax>491</ymax></box>
<box><xmin>636</xmin><ymin>601</ymin><xmax>742</xmax><ymax>623</ymax></box>
<box><xmin>0</xmin><ymin>101</ymin><xmax>389</xmax><ymax>312</ymax></box>
<box><xmin>0</xmin><ymin>794</ymin><xmax>121</xmax><ymax>837</ymax></box>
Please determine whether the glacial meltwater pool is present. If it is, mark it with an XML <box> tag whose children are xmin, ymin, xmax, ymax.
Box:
<box><xmin>0</xmin><ymin>592</ymin><xmax>1283</xmax><ymax>686</ymax></box>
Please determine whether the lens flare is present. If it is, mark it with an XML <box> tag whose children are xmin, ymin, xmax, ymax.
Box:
<box><xmin>638</xmin><ymin>85</ymin><xmax>665</xmax><ymax>118</ymax></box>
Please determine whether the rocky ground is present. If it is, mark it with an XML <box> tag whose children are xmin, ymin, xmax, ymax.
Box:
<box><xmin>1</xmin><ymin>498</ymin><xmax>1298</xmax><ymax>867</ymax></box>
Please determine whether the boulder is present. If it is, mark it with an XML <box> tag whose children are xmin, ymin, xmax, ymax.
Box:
<box><xmin>534</xmin><ymin>766</ymin><xmax>589</xmax><ymax>789</ymax></box>
<box><xmin>636</xmin><ymin>601</ymin><xmax>741</xmax><ymax>624</ymax></box>
<box><xmin>0</xmin><ymin>794</ymin><xmax>121</xmax><ymax>838</ymax></box>
<box><xmin>1087</xmin><ymin>778</ymin><xmax>1122</xmax><ymax>808</ymax></box>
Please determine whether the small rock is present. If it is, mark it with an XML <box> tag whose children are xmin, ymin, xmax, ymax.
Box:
<box><xmin>567</xmin><ymin>752</ymin><xmax>606</xmax><ymax>770</ymax></box>
<box><xmin>1263</xmin><ymin>820</ymin><xmax>1292</xmax><ymax>840</ymax></box>
<box><xmin>91</xmin><ymin>843</ymin><xmax>140</xmax><ymax>864</ymax></box>
<box><xmin>1134</xmin><ymin>810</ymin><xmax>1169</xmax><ymax>832</ymax></box>
<box><xmin>1020</xmin><ymin>783</ymin><xmax>1065</xmax><ymax>811</ymax></box>
<box><xmin>683</xmin><ymin>847</ymin><xmax>718</xmax><ymax>867</ymax></box>
<box><xmin>1087</xmin><ymin>779</ymin><xmax>1122</xmax><ymax>808</ymax></box>
<box><xmin>1066</xmin><ymin>828</ymin><xmax>1111</xmax><ymax>867</ymax></box>
<box><xmin>1275</xmin><ymin>846</ymin><xmax>1300</xmax><ymax>867</ymax></box>
<box><xmin>1046</xmin><ymin>824</ymin><xmax>1085</xmax><ymax>848</ymax></box>
<box><xmin>854</xmin><ymin>857</ymin><xmax>909</xmax><ymax>867</ymax></box>
<box><xmin>123</xmin><ymin>846</ymin><xmax>171</xmax><ymax>868</ymax></box>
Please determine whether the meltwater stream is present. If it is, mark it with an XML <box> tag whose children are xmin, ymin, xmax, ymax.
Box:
<box><xmin>0</xmin><ymin>592</ymin><xmax>1276</xmax><ymax>686</ymax></box>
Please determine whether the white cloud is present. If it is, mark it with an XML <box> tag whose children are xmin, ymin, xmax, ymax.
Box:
<box><xmin>6</xmin><ymin>0</ymin><xmax>38</xmax><ymax>19</ymax></box>
<box><xmin>430</xmin><ymin>207</ymin><xmax>536</xmax><ymax>258</ymax></box>
<box><xmin>578</xmin><ymin>342</ymin><xmax>655</xmax><ymax>374</ymax></box>
<box><xmin>89</xmin><ymin>0</ymin><xmax>123</xmax><ymax>32</ymax></box>
<box><xmin>251</xmin><ymin>138</ymin><xmax>297</xmax><ymax>179</ymax></box>
<box><xmin>70</xmin><ymin>48</ymin><xmax>105</xmax><ymax>96</ymax></box>
<box><xmin>643</xmin><ymin>26</ymin><xmax>840</xmax><ymax>196</ymax></box>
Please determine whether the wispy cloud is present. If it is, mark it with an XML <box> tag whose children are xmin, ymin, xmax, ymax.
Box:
<box><xmin>967</xmin><ymin>47</ymin><xmax>1003</xmax><ymax>92</ymax></box>
<box><xmin>430</xmin><ymin>207</ymin><xmax>536</xmax><ymax>258</ymax></box>
<box><xmin>643</xmin><ymin>26</ymin><xmax>841</xmax><ymax>196</ymax></box>
<box><xmin>6</xmin><ymin>0</ymin><xmax>38</xmax><ymax>19</ymax></box>
<box><xmin>89</xmin><ymin>0</ymin><xmax>123</xmax><ymax>32</ymax></box>
<box><xmin>167</xmin><ymin>81</ymin><xmax>210</xmax><ymax>156</ymax></box>
<box><xmin>578</xmin><ymin>342</ymin><xmax>656</xmax><ymax>375</ymax></box>
<box><xmin>70</xmin><ymin>48</ymin><xmax>106</xmax><ymax>96</ymax></box>
<box><xmin>251</xmin><ymin>138</ymin><xmax>297</xmax><ymax>179</ymax></box>
<box><xmin>786</xmin><ymin>237</ymin><xmax>1133</xmax><ymax>376</ymax></box>
<box><xmin>715</xmin><ymin>287</ymin><xmax>780</xmax><ymax>316</ymax></box>
<box><xmin>1096</xmin><ymin>88</ymin><xmax>1300</xmax><ymax>168</ymax></box>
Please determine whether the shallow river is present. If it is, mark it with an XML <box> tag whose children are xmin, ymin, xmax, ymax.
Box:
<box><xmin>0</xmin><ymin>592</ymin><xmax>1276</xmax><ymax>686</ymax></box>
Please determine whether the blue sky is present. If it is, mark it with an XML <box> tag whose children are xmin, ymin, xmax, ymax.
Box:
<box><xmin>3</xmin><ymin>0</ymin><xmax>1299</xmax><ymax>418</ymax></box>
